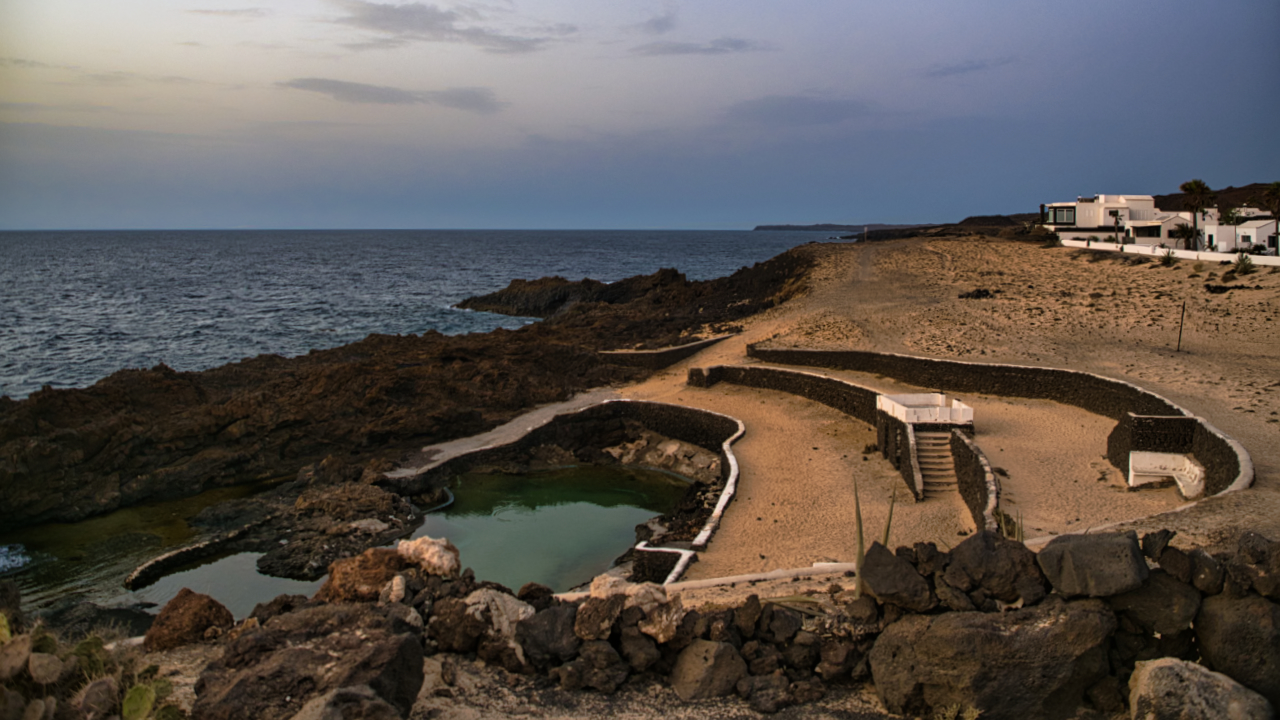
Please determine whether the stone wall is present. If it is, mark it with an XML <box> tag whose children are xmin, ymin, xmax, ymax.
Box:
<box><xmin>598</xmin><ymin>335</ymin><xmax>732</xmax><ymax>369</ymax></box>
<box><xmin>875</xmin><ymin>411</ymin><xmax>922</xmax><ymax>501</ymax></box>
<box><xmin>950</xmin><ymin>430</ymin><xmax>999</xmax><ymax>532</ymax></box>
<box><xmin>747</xmin><ymin>347</ymin><xmax>1252</xmax><ymax>498</ymax></box>
<box><xmin>687</xmin><ymin>365</ymin><xmax>878</xmax><ymax>423</ymax></box>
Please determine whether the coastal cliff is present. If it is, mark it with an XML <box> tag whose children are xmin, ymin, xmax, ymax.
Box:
<box><xmin>0</xmin><ymin>248</ymin><xmax>813</xmax><ymax>530</ymax></box>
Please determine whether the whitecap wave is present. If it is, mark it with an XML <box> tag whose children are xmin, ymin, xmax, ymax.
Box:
<box><xmin>0</xmin><ymin>543</ymin><xmax>31</xmax><ymax>574</ymax></box>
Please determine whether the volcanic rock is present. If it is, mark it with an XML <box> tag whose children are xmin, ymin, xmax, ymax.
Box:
<box><xmin>194</xmin><ymin>603</ymin><xmax>423</xmax><ymax>720</ymax></box>
<box><xmin>549</xmin><ymin>640</ymin><xmax>630</xmax><ymax>693</ymax></box>
<box><xmin>287</xmin><ymin>685</ymin><xmax>402</xmax><ymax>720</ymax></box>
<box><xmin>670</xmin><ymin>640</ymin><xmax>748</xmax><ymax>701</ymax></box>
<box><xmin>1129</xmin><ymin>657</ymin><xmax>1275</xmax><ymax>720</ymax></box>
<box><xmin>1196</xmin><ymin>594</ymin><xmax>1280</xmax><ymax>705</ymax></box>
<box><xmin>1037</xmin><ymin>531</ymin><xmax>1148</xmax><ymax>598</ymax></box>
<box><xmin>861</xmin><ymin>542</ymin><xmax>933</xmax><ymax>612</ymax></box>
<box><xmin>144</xmin><ymin>588</ymin><xmax>233</xmax><ymax>652</ymax></box>
<box><xmin>516</xmin><ymin>605</ymin><xmax>580</xmax><ymax>669</ymax></box>
<box><xmin>869</xmin><ymin>597</ymin><xmax>1116</xmax><ymax>720</ymax></box>
<box><xmin>942</xmin><ymin>531</ymin><xmax>1045</xmax><ymax>605</ymax></box>
<box><xmin>315</xmin><ymin>548</ymin><xmax>408</xmax><ymax>603</ymax></box>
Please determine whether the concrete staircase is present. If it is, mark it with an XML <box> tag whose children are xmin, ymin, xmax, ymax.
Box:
<box><xmin>915</xmin><ymin>430</ymin><xmax>959</xmax><ymax>498</ymax></box>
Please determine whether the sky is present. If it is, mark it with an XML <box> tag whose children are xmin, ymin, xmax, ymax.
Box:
<box><xmin>1</xmin><ymin>0</ymin><xmax>1277</xmax><ymax>229</ymax></box>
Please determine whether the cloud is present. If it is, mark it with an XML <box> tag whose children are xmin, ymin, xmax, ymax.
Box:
<box><xmin>82</xmin><ymin>71</ymin><xmax>202</xmax><ymax>86</ymax></box>
<box><xmin>0</xmin><ymin>101</ymin><xmax>106</xmax><ymax>113</ymax></box>
<box><xmin>924</xmin><ymin>56</ymin><xmax>1017</xmax><ymax>78</ymax></box>
<box><xmin>333</xmin><ymin>1</ymin><xmax>561</xmax><ymax>53</ymax></box>
<box><xmin>631</xmin><ymin>37</ymin><xmax>766</xmax><ymax>56</ymax></box>
<box><xmin>0</xmin><ymin>57</ymin><xmax>75</xmax><ymax>70</ymax></box>
<box><xmin>725</xmin><ymin>95</ymin><xmax>867</xmax><ymax>126</ymax></box>
<box><xmin>279</xmin><ymin>78</ymin><xmax>504</xmax><ymax>113</ymax></box>
<box><xmin>632</xmin><ymin>7</ymin><xmax>677</xmax><ymax>36</ymax></box>
<box><xmin>187</xmin><ymin>8</ymin><xmax>269</xmax><ymax>18</ymax></box>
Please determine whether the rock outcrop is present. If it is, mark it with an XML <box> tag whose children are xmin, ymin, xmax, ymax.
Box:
<box><xmin>1128</xmin><ymin>657</ymin><xmax>1274</xmax><ymax>720</ymax></box>
<box><xmin>144</xmin><ymin>588</ymin><xmax>234</xmax><ymax>652</ymax></box>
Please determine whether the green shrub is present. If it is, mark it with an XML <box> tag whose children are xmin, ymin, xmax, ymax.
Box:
<box><xmin>1160</xmin><ymin>250</ymin><xmax>1177</xmax><ymax>267</ymax></box>
<box><xmin>1234</xmin><ymin>253</ymin><xmax>1256</xmax><ymax>275</ymax></box>
<box><xmin>1193</xmin><ymin>262</ymin><xmax>1205</xmax><ymax>273</ymax></box>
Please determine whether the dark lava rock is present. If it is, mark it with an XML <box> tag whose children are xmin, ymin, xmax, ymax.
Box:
<box><xmin>250</xmin><ymin>594</ymin><xmax>311</xmax><ymax>624</ymax></box>
<box><xmin>1129</xmin><ymin>657</ymin><xmax>1275</xmax><ymax>720</ymax></box>
<box><xmin>861</xmin><ymin>542</ymin><xmax>933</xmax><ymax>612</ymax></box>
<box><xmin>618</xmin><ymin>626</ymin><xmax>660</xmax><ymax>673</ymax></box>
<box><xmin>1196</xmin><ymin>594</ymin><xmax>1280</xmax><ymax>705</ymax></box>
<box><xmin>144</xmin><ymin>588</ymin><xmax>233</xmax><ymax>652</ymax></box>
<box><xmin>958</xmin><ymin>288</ymin><xmax>995</xmax><ymax>299</ymax></box>
<box><xmin>516</xmin><ymin>582</ymin><xmax>556</xmax><ymax>611</ymax></box>
<box><xmin>194</xmin><ymin>603</ymin><xmax>423</xmax><ymax>720</ymax></box>
<box><xmin>516</xmin><ymin>605</ymin><xmax>580</xmax><ymax>669</ymax></box>
<box><xmin>1037</xmin><ymin>531</ymin><xmax>1148</xmax><ymax>598</ymax></box>
<box><xmin>1107</xmin><ymin>570</ymin><xmax>1201</xmax><ymax>638</ymax></box>
<box><xmin>942</xmin><ymin>530</ymin><xmax>1045</xmax><ymax>605</ymax></box>
<box><xmin>39</xmin><ymin>599</ymin><xmax>154</xmax><ymax>642</ymax></box>
<box><xmin>737</xmin><ymin>671</ymin><xmax>793</xmax><ymax>714</ymax></box>
<box><xmin>1141</xmin><ymin>529</ymin><xmax>1176</xmax><ymax>560</ymax></box>
<box><xmin>550</xmin><ymin>640</ymin><xmax>630</xmax><ymax>694</ymax></box>
<box><xmin>1158</xmin><ymin>546</ymin><xmax>1194</xmax><ymax>584</ymax></box>
<box><xmin>314</xmin><ymin>548</ymin><xmax>408</xmax><ymax>603</ymax></box>
<box><xmin>815</xmin><ymin>638</ymin><xmax>859</xmax><ymax>682</ymax></box>
<box><xmin>670</xmin><ymin>639</ymin><xmax>747</xmax><ymax>701</ymax></box>
<box><xmin>1190</xmin><ymin>549</ymin><xmax>1225</xmax><ymax>595</ymax></box>
<box><xmin>427</xmin><ymin>597</ymin><xmax>490</xmax><ymax>655</ymax></box>
<box><xmin>933</xmin><ymin>575</ymin><xmax>976</xmax><ymax>612</ymax></box>
<box><xmin>573</xmin><ymin>595</ymin><xmax>625</xmax><ymax>641</ymax></box>
<box><xmin>288</xmin><ymin>685</ymin><xmax>402</xmax><ymax>720</ymax></box>
<box><xmin>741</xmin><ymin>640</ymin><xmax>783</xmax><ymax>677</ymax></box>
<box><xmin>912</xmin><ymin>541</ymin><xmax>948</xmax><ymax>576</ymax></box>
<box><xmin>733</xmin><ymin>595</ymin><xmax>762</xmax><ymax>638</ymax></box>
<box><xmin>1237</xmin><ymin>531</ymin><xmax>1280</xmax><ymax>600</ymax></box>
<box><xmin>1</xmin><ymin>248</ymin><xmax>813</xmax><ymax>532</ymax></box>
<box><xmin>869</xmin><ymin>597</ymin><xmax>1116</xmax><ymax>720</ymax></box>
<box><xmin>761</xmin><ymin>605</ymin><xmax>802</xmax><ymax>644</ymax></box>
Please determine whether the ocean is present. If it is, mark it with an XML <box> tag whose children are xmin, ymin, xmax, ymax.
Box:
<box><xmin>0</xmin><ymin>229</ymin><xmax>819</xmax><ymax>400</ymax></box>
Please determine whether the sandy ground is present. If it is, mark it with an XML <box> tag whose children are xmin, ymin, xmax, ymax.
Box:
<box><xmin>614</xmin><ymin>236</ymin><xmax>1280</xmax><ymax>584</ymax></box>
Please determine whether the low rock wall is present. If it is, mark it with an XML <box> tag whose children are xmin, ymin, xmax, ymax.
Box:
<box><xmin>748</xmin><ymin>347</ymin><xmax>1252</xmax><ymax>498</ymax></box>
<box><xmin>599</xmin><ymin>335</ymin><xmax>732</xmax><ymax>370</ymax></box>
<box><xmin>875</xmin><ymin>411</ymin><xmax>922</xmax><ymax>501</ymax></box>
<box><xmin>950</xmin><ymin>430</ymin><xmax>999</xmax><ymax>532</ymax></box>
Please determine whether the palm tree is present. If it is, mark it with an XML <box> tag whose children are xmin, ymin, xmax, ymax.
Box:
<box><xmin>1170</xmin><ymin>223</ymin><xmax>1199</xmax><ymax>250</ymax></box>
<box><xmin>1179</xmin><ymin>179</ymin><xmax>1216</xmax><ymax>251</ymax></box>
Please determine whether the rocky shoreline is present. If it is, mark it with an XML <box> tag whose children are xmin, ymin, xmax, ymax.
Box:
<box><xmin>0</xmin><ymin>247</ymin><xmax>812</xmax><ymax>534</ymax></box>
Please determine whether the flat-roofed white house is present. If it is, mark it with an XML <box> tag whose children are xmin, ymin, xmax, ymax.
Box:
<box><xmin>1042</xmin><ymin>194</ymin><xmax>1277</xmax><ymax>252</ymax></box>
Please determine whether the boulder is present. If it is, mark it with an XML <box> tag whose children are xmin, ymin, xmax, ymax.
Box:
<box><xmin>287</xmin><ymin>685</ymin><xmax>402</xmax><ymax>720</ymax></box>
<box><xmin>869</xmin><ymin>597</ymin><xmax>1116</xmax><ymax>720</ymax></box>
<box><xmin>464</xmin><ymin>589</ymin><xmax>535</xmax><ymax>672</ymax></box>
<box><xmin>1037</xmin><ymin>531</ymin><xmax>1148</xmax><ymax>598</ymax></box>
<box><xmin>943</xmin><ymin>531</ymin><xmax>1045</xmax><ymax>605</ymax></box>
<box><xmin>573</xmin><ymin>595</ymin><xmax>625</xmax><ymax>641</ymax></box>
<box><xmin>315</xmin><ymin>548</ymin><xmax>408</xmax><ymax>603</ymax></box>
<box><xmin>733</xmin><ymin>595</ymin><xmax>762</xmax><ymax>638</ymax></box>
<box><xmin>1159</xmin><ymin>546</ymin><xmax>1194</xmax><ymax>584</ymax></box>
<box><xmin>736</xmin><ymin>672</ymin><xmax>793</xmax><ymax>714</ymax></box>
<box><xmin>638</xmin><ymin>597</ymin><xmax>687</xmax><ymax>644</ymax></box>
<box><xmin>1129</xmin><ymin>657</ymin><xmax>1275</xmax><ymax>720</ymax></box>
<box><xmin>516</xmin><ymin>605</ymin><xmax>580</xmax><ymax>669</ymax></box>
<box><xmin>1237</xmin><ymin>532</ymin><xmax>1280</xmax><ymax>601</ymax></box>
<box><xmin>761</xmin><ymin>606</ymin><xmax>802</xmax><ymax>645</ymax></box>
<box><xmin>39</xmin><ymin>600</ymin><xmax>154</xmax><ymax>641</ymax></box>
<box><xmin>396</xmin><ymin>536</ymin><xmax>460</xmax><ymax>579</ymax></box>
<box><xmin>1191</xmin><ymin>549</ymin><xmax>1226</xmax><ymax>595</ymax></box>
<box><xmin>144</xmin><ymin>588</ymin><xmax>234</xmax><ymax>652</ymax></box>
<box><xmin>860</xmin><ymin>542</ymin><xmax>934</xmax><ymax>612</ymax></box>
<box><xmin>670</xmin><ymin>639</ymin><xmax>748</xmax><ymax>702</ymax></box>
<box><xmin>618</xmin><ymin>626</ymin><xmax>660</xmax><ymax>672</ymax></box>
<box><xmin>194</xmin><ymin>603</ymin><xmax>423</xmax><ymax>720</ymax></box>
<box><xmin>549</xmin><ymin>640</ymin><xmax>630</xmax><ymax>693</ymax></box>
<box><xmin>1108</xmin><ymin>570</ymin><xmax>1201</xmax><ymax>637</ymax></box>
<box><xmin>427</xmin><ymin>598</ymin><xmax>489</xmax><ymax>655</ymax></box>
<box><xmin>1196</xmin><ymin>594</ymin><xmax>1280</xmax><ymax>705</ymax></box>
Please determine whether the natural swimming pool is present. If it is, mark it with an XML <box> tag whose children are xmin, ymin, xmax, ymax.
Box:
<box><xmin>0</xmin><ymin>464</ymin><xmax>689</xmax><ymax>619</ymax></box>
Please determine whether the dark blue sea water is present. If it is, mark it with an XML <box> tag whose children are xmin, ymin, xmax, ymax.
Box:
<box><xmin>0</xmin><ymin>229</ymin><xmax>817</xmax><ymax>400</ymax></box>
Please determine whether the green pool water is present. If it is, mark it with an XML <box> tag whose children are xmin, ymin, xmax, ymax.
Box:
<box><xmin>0</xmin><ymin>465</ymin><xmax>689</xmax><ymax>619</ymax></box>
<box><xmin>415</xmin><ymin>465</ymin><xmax>690</xmax><ymax>592</ymax></box>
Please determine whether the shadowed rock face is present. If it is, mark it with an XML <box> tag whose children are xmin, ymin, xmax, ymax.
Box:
<box><xmin>0</xmin><ymin>248</ymin><xmax>812</xmax><ymax>530</ymax></box>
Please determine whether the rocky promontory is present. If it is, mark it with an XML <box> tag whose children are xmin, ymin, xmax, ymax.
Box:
<box><xmin>0</xmin><ymin>248</ymin><xmax>812</xmax><ymax>531</ymax></box>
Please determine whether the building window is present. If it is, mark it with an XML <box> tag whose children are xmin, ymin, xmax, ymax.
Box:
<box><xmin>1048</xmin><ymin>207</ymin><xmax>1075</xmax><ymax>225</ymax></box>
<box><xmin>1242</xmin><ymin>236</ymin><xmax>1252</xmax><ymax>244</ymax></box>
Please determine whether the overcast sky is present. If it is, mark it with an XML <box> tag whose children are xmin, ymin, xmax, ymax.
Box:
<box><xmin>1</xmin><ymin>0</ymin><xmax>1277</xmax><ymax>229</ymax></box>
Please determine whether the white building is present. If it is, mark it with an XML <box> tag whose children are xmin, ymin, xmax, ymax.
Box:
<box><xmin>1042</xmin><ymin>194</ymin><xmax>1277</xmax><ymax>252</ymax></box>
